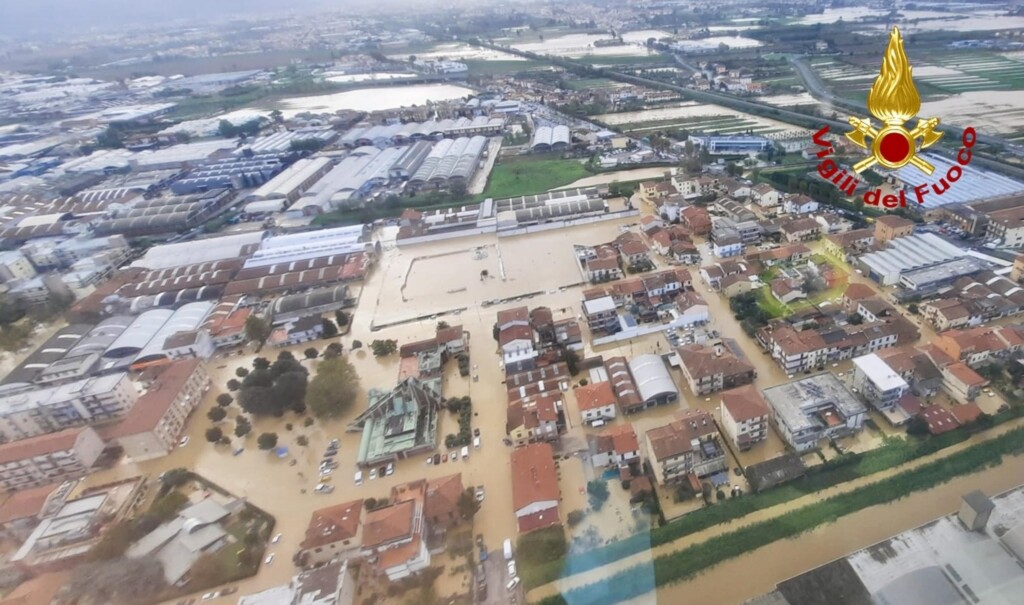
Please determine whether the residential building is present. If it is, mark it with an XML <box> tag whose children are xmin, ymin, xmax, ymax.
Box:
<box><xmin>575</xmin><ymin>381</ymin><xmax>618</xmax><ymax>425</ymax></box>
<box><xmin>361</xmin><ymin>486</ymin><xmax>430</xmax><ymax>581</ymax></box>
<box><xmin>780</xmin><ymin>217</ymin><xmax>822</xmax><ymax>243</ymax></box>
<box><xmin>824</xmin><ymin>229</ymin><xmax>875</xmax><ymax>260</ymax></box>
<box><xmin>751</xmin><ymin>184</ymin><xmax>781</xmax><ymax>208</ymax></box>
<box><xmin>582</xmin><ymin>296</ymin><xmax>619</xmax><ymax>335</ymax></box>
<box><xmin>763</xmin><ymin>374</ymin><xmax>868</xmax><ymax>452</ymax></box>
<box><xmin>585</xmin><ymin>256</ymin><xmax>623</xmax><ymax>282</ymax></box>
<box><xmin>268</xmin><ymin>315</ymin><xmax>323</xmax><ymax>347</ymax></box>
<box><xmin>506</xmin><ymin>394</ymin><xmax>560</xmax><ymax>446</ymax></box>
<box><xmin>423</xmin><ymin>473</ymin><xmax>464</xmax><ymax>529</ymax></box>
<box><xmin>783</xmin><ymin>194</ymin><xmax>819</xmax><ymax>214</ymax></box>
<box><xmin>588</xmin><ymin>424</ymin><xmax>640</xmax><ymax>469</ymax></box>
<box><xmin>510</xmin><ymin>443</ymin><xmax>560</xmax><ymax>533</ymax></box>
<box><xmin>0</xmin><ymin>373</ymin><xmax>138</xmax><ymax>443</ymax></box>
<box><xmin>0</xmin><ymin>427</ymin><xmax>106</xmax><ymax>490</ymax></box>
<box><xmin>984</xmin><ymin>204</ymin><xmax>1024</xmax><ymax>248</ymax></box>
<box><xmin>712</xmin><ymin>234</ymin><xmax>743</xmax><ymax>258</ymax></box>
<box><xmin>298</xmin><ymin>499</ymin><xmax>364</xmax><ymax>567</ymax></box>
<box><xmin>874</xmin><ymin>215</ymin><xmax>916</xmax><ymax>243</ymax></box>
<box><xmin>499</xmin><ymin>324</ymin><xmax>537</xmax><ymax>373</ymax></box>
<box><xmin>101</xmin><ymin>360</ymin><xmax>209</xmax><ymax>462</ymax></box>
<box><xmin>852</xmin><ymin>353</ymin><xmax>910</xmax><ymax>418</ymax></box>
<box><xmin>940</xmin><ymin>362</ymin><xmax>989</xmax><ymax>402</ymax></box>
<box><xmin>0</xmin><ymin>251</ymin><xmax>37</xmax><ymax>283</ymax></box>
<box><xmin>719</xmin><ymin>384</ymin><xmax>770</xmax><ymax>451</ymax></box>
<box><xmin>934</xmin><ymin>325</ymin><xmax>1024</xmax><ymax>368</ymax></box>
<box><xmin>239</xmin><ymin>559</ymin><xmax>356</xmax><ymax>605</ymax></box>
<box><xmin>676</xmin><ymin>343</ymin><xmax>756</xmax><ymax>395</ymax></box>
<box><xmin>496</xmin><ymin>306</ymin><xmax>529</xmax><ymax>332</ymax></box>
<box><xmin>680</xmin><ymin>206</ymin><xmax>712</xmax><ymax>236</ymax></box>
<box><xmin>645</xmin><ymin>409</ymin><xmax>727</xmax><ymax>485</ymax></box>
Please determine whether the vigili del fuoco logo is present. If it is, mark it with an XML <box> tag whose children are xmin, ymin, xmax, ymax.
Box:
<box><xmin>812</xmin><ymin>26</ymin><xmax>977</xmax><ymax>209</ymax></box>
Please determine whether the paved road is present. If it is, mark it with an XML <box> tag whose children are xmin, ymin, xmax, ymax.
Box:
<box><xmin>477</xmin><ymin>547</ymin><xmax>522</xmax><ymax>605</ymax></box>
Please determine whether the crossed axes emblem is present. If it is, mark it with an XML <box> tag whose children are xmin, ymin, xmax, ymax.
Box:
<box><xmin>845</xmin><ymin>116</ymin><xmax>944</xmax><ymax>175</ymax></box>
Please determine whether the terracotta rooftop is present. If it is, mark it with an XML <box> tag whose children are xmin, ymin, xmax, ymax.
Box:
<box><xmin>499</xmin><ymin>324</ymin><xmax>534</xmax><ymax>347</ymax></box>
<box><xmin>843</xmin><ymin>283</ymin><xmax>877</xmax><ymax>302</ymax></box>
<box><xmin>946</xmin><ymin>362</ymin><xmax>988</xmax><ymax>387</ymax></box>
<box><xmin>677</xmin><ymin>344</ymin><xmax>755</xmax><ymax>381</ymax></box>
<box><xmin>362</xmin><ymin>499</ymin><xmax>415</xmax><ymax>548</ymax></box>
<box><xmin>510</xmin><ymin>443</ymin><xmax>559</xmax><ymax>513</ymax></box>
<box><xmin>921</xmin><ymin>405</ymin><xmax>959</xmax><ymax>435</ymax></box>
<box><xmin>607</xmin><ymin>423</ymin><xmax>639</xmax><ymax>455</ymax></box>
<box><xmin>301</xmin><ymin>499</ymin><xmax>363</xmax><ymax>550</ymax></box>
<box><xmin>721</xmin><ymin>384</ymin><xmax>769</xmax><ymax>422</ymax></box>
<box><xmin>104</xmin><ymin>359</ymin><xmax>203</xmax><ymax>439</ymax></box>
<box><xmin>496</xmin><ymin>306</ymin><xmax>529</xmax><ymax>327</ymax></box>
<box><xmin>0</xmin><ymin>428</ymin><xmax>89</xmax><ymax>466</ymax></box>
<box><xmin>0</xmin><ymin>483</ymin><xmax>57</xmax><ymax>525</ymax></box>
<box><xmin>425</xmin><ymin>473</ymin><xmax>463</xmax><ymax>522</ymax></box>
<box><xmin>646</xmin><ymin>409</ymin><xmax>716</xmax><ymax>461</ymax></box>
<box><xmin>575</xmin><ymin>381</ymin><xmax>618</xmax><ymax>412</ymax></box>
<box><xmin>876</xmin><ymin>215</ymin><xmax>915</xmax><ymax>228</ymax></box>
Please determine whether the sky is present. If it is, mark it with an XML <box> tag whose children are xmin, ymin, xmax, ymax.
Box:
<box><xmin>0</xmin><ymin>0</ymin><xmax>330</xmax><ymax>36</ymax></box>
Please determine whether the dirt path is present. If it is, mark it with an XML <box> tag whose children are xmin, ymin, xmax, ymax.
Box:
<box><xmin>526</xmin><ymin>417</ymin><xmax>1024</xmax><ymax>602</ymax></box>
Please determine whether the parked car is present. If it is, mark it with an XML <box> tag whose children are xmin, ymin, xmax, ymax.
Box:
<box><xmin>507</xmin><ymin>560</ymin><xmax>517</xmax><ymax>578</ymax></box>
<box><xmin>385</xmin><ymin>462</ymin><xmax>394</xmax><ymax>476</ymax></box>
<box><xmin>329</xmin><ymin>438</ymin><xmax>340</xmax><ymax>448</ymax></box>
<box><xmin>434</xmin><ymin>454</ymin><xmax>441</xmax><ymax>465</ymax></box>
<box><xmin>475</xmin><ymin>487</ymin><xmax>485</xmax><ymax>502</ymax></box>
<box><xmin>178</xmin><ymin>436</ymin><xmax>189</xmax><ymax>448</ymax></box>
<box><xmin>473</xmin><ymin>427</ymin><xmax>481</xmax><ymax>437</ymax></box>
<box><xmin>369</xmin><ymin>468</ymin><xmax>378</xmax><ymax>480</ymax></box>
<box><xmin>354</xmin><ymin>471</ymin><xmax>363</xmax><ymax>486</ymax></box>
<box><xmin>272</xmin><ymin>533</ymin><xmax>282</xmax><ymax>544</ymax></box>
<box><xmin>264</xmin><ymin>553</ymin><xmax>275</xmax><ymax>565</ymax></box>
<box><xmin>201</xmin><ymin>592</ymin><xmax>218</xmax><ymax>601</ymax></box>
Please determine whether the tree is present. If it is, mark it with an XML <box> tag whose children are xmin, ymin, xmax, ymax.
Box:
<box><xmin>96</xmin><ymin>125</ymin><xmax>124</xmax><ymax>149</ymax></box>
<box><xmin>160</xmin><ymin>468</ymin><xmax>190</xmax><ymax>488</ymax></box>
<box><xmin>257</xmin><ymin>432</ymin><xmax>279</xmax><ymax>450</ymax></box>
<box><xmin>270</xmin><ymin>109</ymin><xmax>283</xmax><ymax>123</ymax></box>
<box><xmin>908</xmin><ymin>303</ymin><xmax>920</xmax><ymax>315</ymax></box>
<box><xmin>370</xmin><ymin>339</ymin><xmax>398</xmax><ymax>357</ymax></box>
<box><xmin>906</xmin><ymin>415</ymin><xmax>930</xmax><ymax>437</ymax></box>
<box><xmin>304</xmin><ymin>416</ymin><xmax>315</xmax><ymax>427</ymax></box>
<box><xmin>207</xmin><ymin>407</ymin><xmax>227</xmax><ymax>422</ymax></box>
<box><xmin>848</xmin><ymin>313</ymin><xmax>864</xmax><ymax>325</ymax></box>
<box><xmin>307</xmin><ymin>356</ymin><xmax>361</xmax><ymax>419</ymax></box>
<box><xmin>567</xmin><ymin>510</ymin><xmax>585</xmax><ymax>527</ymax></box>
<box><xmin>334</xmin><ymin>310</ymin><xmax>350</xmax><ymax>327</ymax></box>
<box><xmin>701</xmin><ymin>480</ymin><xmax>713</xmax><ymax>505</ymax></box>
<box><xmin>205</xmin><ymin>427</ymin><xmax>223</xmax><ymax>443</ymax></box>
<box><xmin>449</xmin><ymin>180</ymin><xmax>468</xmax><ymax>199</ymax></box>
<box><xmin>227</xmin><ymin>379</ymin><xmax>241</xmax><ymax>391</ymax></box>
<box><xmin>587</xmin><ymin>479</ymin><xmax>610</xmax><ymax>510</ymax></box>
<box><xmin>321</xmin><ymin>318</ymin><xmax>338</xmax><ymax>338</ymax></box>
<box><xmin>234</xmin><ymin>417</ymin><xmax>251</xmax><ymax>438</ymax></box>
<box><xmin>304</xmin><ymin>347</ymin><xmax>319</xmax><ymax>359</ymax></box>
<box><xmin>351</xmin><ymin>339</ymin><xmax>363</xmax><ymax>350</ymax></box>
<box><xmin>296</xmin><ymin>435</ymin><xmax>309</xmax><ymax>446</ymax></box>
<box><xmin>565</xmin><ymin>348</ymin><xmax>581</xmax><ymax>376</ymax></box>
<box><xmin>238</xmin><ymin>353</ymin><xmax>309</xmax><ymax>416</ymax></box>
<box><xmin>492</xmin><ymin>324</ymin><xmax>500</xmax><ymax>341</ymax></box>
<box><xmin>458</xmin><ymin>488</ymin><xmax>480</xmax><ymax>519</ymax></box>
<box><xmin>244</xmin><ymin>315</ymin><xmax>272</xmax><ymax>344</ymax></box>
<box><xmin>235</xmin><ymin>367</ymin><xmax>250</xmax><ymax>378</ymax></box>
<box><xmin>324</xmin><ymin>342</ymin><xmax>343</xmax><ymax>359</ymax></box>
<box><xmin>216</xmin><ymin>393</ymin><xmax>233</xmax><ymax>407</ymax></box>
<box><xmin>65</xmin><ymin>557</ymin><xmax>167</xmax><ymax>605</ymax></box>
<box><xmin>253</xmin><ymin>357</ymin><xmax>271</xmax><ymax>371</ymax></box>
<box><xmin>437</xmin><ymin>320</ymin><xmax>450</xmax><ymax>330</ymax></box>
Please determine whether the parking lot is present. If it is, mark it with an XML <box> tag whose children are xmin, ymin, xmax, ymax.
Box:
<box><xmin>476</xmin><ymin>547</ymin><xmax>523</xmax><ymax>605</ymax></box>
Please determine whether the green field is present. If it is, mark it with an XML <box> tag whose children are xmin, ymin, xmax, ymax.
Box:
<box><xmin>564</xmin><ymin>77</ymin><xmax>623</xmax><ymax>91</ymax></box>
<box><xmin>577</xmin><ymin>54</ymin><xmax>675</xmax><ymax>66</ymax></box>
<box><xmin>919</xmin><ymin>50</ymin><xmax>1024</xmax><ymax>93</ymax></box>
<box><xmin>464</xmin><ymin>59</ymin><xmax>545</xmax><ymax>77</ymax></box>
<box><xmin>475</xmin><ymin>154</ymin><xmax>590</xmax><ymax>200</ymax></box>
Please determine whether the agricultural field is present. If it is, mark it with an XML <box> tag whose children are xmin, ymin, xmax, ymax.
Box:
<box><xmin>475</xmin><ymin>153</ymin><xmax>590</xmax><ymax>200</ymax></box>
<box><xmin>563</xmin><ymin>78</ymin><xmax>628</xmax><ymax>91</ymax></box>
<box><xmin>809</xmin><ymin>57</ymin><xmax>945</xmax><ymax>102</ymax></box>
<box><xmin>594</xmin><ymin>102</ymin><xmax>810</xmax><ymax>138</ymax></box>
<box><xmin>915</xmin><ymin>51</ymin><xmax>1024</xmax><ymax>93</ymax></box>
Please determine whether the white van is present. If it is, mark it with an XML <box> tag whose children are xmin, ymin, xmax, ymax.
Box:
<box><xmin>460</xmin><ymin>445</ymin><xmax>469</xmax><ymax>459</ymax></box>
<box><xmin>354</xmin><ymin>471</ymin><xmax>363</xmax><ymax>486</ymax></box>
<box><xmin>473</xmin><ymin>436</ymin><xmax>481</xmax><ymax>449</ymax></box>
<box><xmin>506</xmin><ymin>577</ymin><xmax>520</xmax><ymax>592</ymax></box>
<box><xmin>591</xmin><ymin>419</ymin><xmax>606</xmax><ymax>428</ymax></box>
<box><xmin>503</xmin><ymin>538</ymin><xmax>513</xmax><ymax>560</ymax></box>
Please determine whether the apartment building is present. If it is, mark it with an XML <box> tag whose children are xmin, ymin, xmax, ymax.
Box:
<box><xmin>102</xmin><ymin>359</ymin><xmax>209</xmax><ymax>461</ymax></box>
<box><xmin>676</xmin><ymin>343</ymin><xmax>756</xmax><ymax>395</ymax></box>
<box><xmin>719</xmin><ymin>384</ymin><xmax>771</xmax><ymax>451</ymax></box>
<box><xmin>645</xmin><ymin>409</ymin><xmax>727</xmax><ymax>485</ymax></box>
<box><xmin>0</xmin><ymin>373</ymin><xmax>138</xmax><ymax>443</ymax></box>
<box><xmin>763</xmin><ymin>374</ymin><xmax>867</xmax><ymax>452</ymax></box>
<box><xmin>852</xmin><ymin>353</ymin><xmax>909</xmax><ymax>415</ymax></box>
<box><xmin>0</xmin><ymin>427</ymin><xmax>105</xmax><ymax>489</ymax></box>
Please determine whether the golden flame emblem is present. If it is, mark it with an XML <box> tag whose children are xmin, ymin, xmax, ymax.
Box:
<box><xmin>845</xmin><ymin>27</ymin><xmax>943</xmax><ymax>174</ymax></box>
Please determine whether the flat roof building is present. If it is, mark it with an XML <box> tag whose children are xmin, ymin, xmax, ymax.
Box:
<box><xmin>763</xmin><ymin>373</ymin><xmax>867</xmax><ymax>452</ymax></box>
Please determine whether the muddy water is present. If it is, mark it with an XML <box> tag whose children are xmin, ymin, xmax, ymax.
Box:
<box><xmin>557</xmin><ymin>168</ymin><xmax>676</xmax><ymax>190</ymax></box>
<box><xmin>651</xmin><ymin>454</ymin><xmax>1024</xmax><ymax>605</ymax></box>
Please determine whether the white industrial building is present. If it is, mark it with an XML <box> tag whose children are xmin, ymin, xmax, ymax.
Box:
<box><xmin>245</xmin><ymin>157</ymin><xmax>334</xmax><ymax>204</ymax></box>
<box><xmin>893</xmin><ymin>153</ymin><xmax>1024</xmax><ymax>208</ymax></box>
<box><xmin>244</xmin><ymin>225</ymin><xmax>366</xmax><ymax>268</ymax></box>
<box><xmin>858</xmin><ymin>232</ymin><xmax>981</xmax><ymax>287</ymax></box>
<box><xmin>627</xmin><ymin>354</ymin><xmax>680</xmax><ymax>409</ymax></box>
<box><xmin>531</xmin><ymin>125</ymin><xmax>571</xmax><ymax>152</ymax></box>
<box><xmin>100</xmin><ymin>302</ymin><xmax>214</xmax><ymax>369</ymax></box>
<box><xmin>236</xmin><ymin>129</ymin><xmax>335</xmax><ymax>155</ymax></box>
<box><xmin>407</xmin><ymin>136</ymin><xmax>487</xmax><ymax>189</ymax></box>
<box><xmin>339</xmin><ymin>116</ymin><xmax>503</xmax><ymax>147</ymax></box>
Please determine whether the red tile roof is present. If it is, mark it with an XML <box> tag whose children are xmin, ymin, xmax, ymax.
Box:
<box><xmin>425</xmin><ymin>473</ymin><xmax>463</xmax><ymax>522</ymax></box>
<box><xmin>499</xmin><ymin>324</ymin><xmax>534</xmax><ymax>347</ymax></box>
<box><xmin>0</xmin><ymin>428</ymin><xmax>88</xmax><ymax>465</ymax></box>
<box><xmin>575</xmin><ymin>381</ymin><xmax>618</xmax><ymax>412</ymax></box>
<box><xmin>721</xmin><ymin>384</ymin><xmax>769</xmax><ymax>422</ymax></box>
<box><xmin>301</xmin><ymin>499</ymin><xmax>363</xmax><ymax>550</ymax></box>
<box><xmin>510</xmin><ymin>443</ymin><xmax>559</xmax><ymax>513</ymax></box>
<box><xmin>0</xmin><ymin>483</ymin><xmax>57</xmax><ymax>525</ymax></box>
<box><xmin>103</xmin><ymin>359</ymin><xmax>203</xmax><ymax>438</ymax></box>
<box><xmin>363</xmin><ymin>500</ymin><xmax>415</xmax><ymax>548</ymax></box>
<box><xmin>497</xmin><ymin>306</ymin><xmax>529</xmax><ymax>326</ymax></box>
<box><xmin>921</xmin><ymin>406</ymin><xmax>959</xmax><ymax>435</ymax></box>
